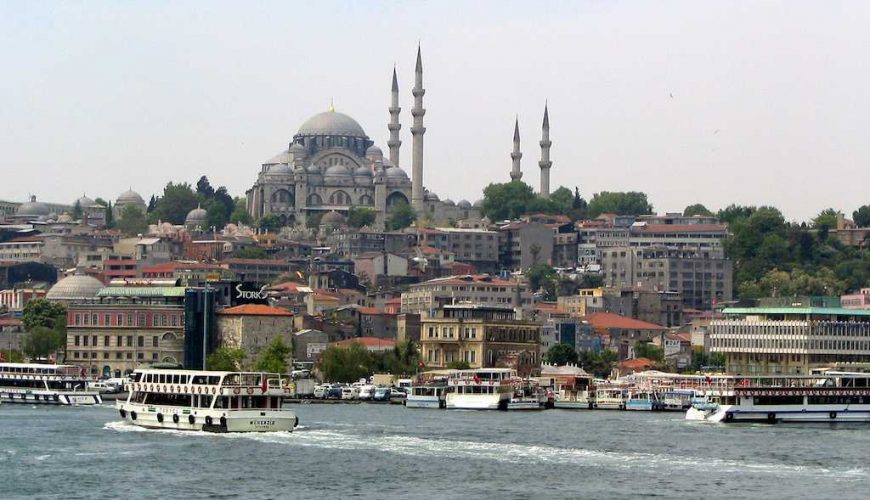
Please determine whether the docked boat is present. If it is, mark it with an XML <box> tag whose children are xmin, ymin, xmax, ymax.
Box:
<box><xmin>540</xmin><ymin>363</ymin><xmax>593</xmax><ymax>409</ymax></box>
<box><xmin>507</xmin><ymin>380</ymin><xmax>546</xmax><ymax>410</ymax></box>
<box><xmin>445</xmin><ymin>368</ymin><xmax>515</xmax><ymax>410</ymax></box>
<box><xmin>406</xmin><ymin>384</ymin><xmax>448</xmax><ymax>409</ymax></box>
<box><xmin>624</xmin><ymin>391</ymin><xmax>662</xmax><ymax>411</ymax></box>
<box><xmin>658</xmin><ymin>389</ymin><xmax>699</xmax><ymax>411</ymax></box>
<box><xmin>0</xmin><ymin>362</ymin><xmax>102</xmax><ymax>405</ymax></box>
<box><xmin>591</xmin><ymin>385</ymin><xmax>627</xmax><ymax>410</ymax></box>
<box><xmin>687</xmin><ymin>372</ymin><xmax>870</xmax><ymax>424</ymax></box>
<box><xmin>117</xmin><ymin>369</ymin><xmax>298</xmax><ymax>432</ymax></box>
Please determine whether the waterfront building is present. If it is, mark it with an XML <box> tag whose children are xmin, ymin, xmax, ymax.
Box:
<box><xmin>419</xmin><ymin>305</ymin><xmax>542</xmax><ymax>376</ymax></box>
<box><xmin>841</xmin><ymin>289</ymin><xmax>870</xmax><ymax>310</ymax></box>
<box><xmin>0</xmin><ymin>285</ymin><xmax>48</xmax><ymax>313</ymax></box>
<box><xmin>582</xmin><ymin>311</ymin><xmax>668</xmax><ymax>360</ymax></box>
<box><xmin>292</xmin><ymin>328</ymin><xmax>329</xmax><ymax>363</ymax></box>
<box><xmin>497</xmin><ymin>221</ymin><xmax>554</xmax><ymax>271</ymax></box>
<box><xmin>416</xmin><ymin>227</ymin><xmax>500</xmax><ymax>274</ymax></box>
<box><xmin>216</xmin><ymin>304</ymin><xmax>294</xmax><ymax>370</ymax></box>
<box><xmin>401</xmin><ymin>274</ymin><xmax>527</xmax><ymax>318</ymax></box>
<box><xmin>709</xmin><ymin>303</ymin><xmax>870</xmax><ymax>375</ymax></box>
<box><xmin>557</xmin><ymin>288</ymin><xmax>605</xmax><ymax>318</ymax></box>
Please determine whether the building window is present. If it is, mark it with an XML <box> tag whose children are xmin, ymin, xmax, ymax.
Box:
<box><xmin>103</xmin><ymin>352</ymin><xmax>109</xmax><ymax>359</ymax></box>
<box><xmin>127</xmin><ymin>336</ymin><xmax>133</xmax><ymax>347</ymax></box>
<box><xmin>137</xmin><ymin>352</ymin><xmax>144</xmax><ymax>360</ymax></box>
<box><xmin>171</xmin><ymin>315</ymin><xmax>178</xmax><ymax>327</ymax></box>
<box><xmin>152</xmin><ymin>336</ymin><xmax>158</xmax><ymax>348</ymax></box>
<box><xmin>117</xmin><ymin>314</ymin><xmax>123</xmax><ymax>326</ymax></box>
<box><xmin>127</xmin><ymin>313</ymin><xmax>133</xmax><ymax>326</ymax></box>
<box><xmin>139</xmin><ymin>314</ymin><xmax>146</xmax><ymax>327</ymax></box>
<box><xmin>104</xmin><ymin>314</ymin><xmax>111</xmax><ymax>326</ymax></box>
<box><xmin>152</xmin><ymin>352</ymin><xmax>159</xmax><ymax>360</ymax></box>
<box><xmin>92</xmin><ymin>336</ymin><xmax>97</xmax><ymax>346</ymax></box>
<box><xmin>126</xmin><ymin>353</ymin><xmax>132</xmax><ymax>359</ymax></box>
<box><xmin>91</xmin><ymin>352</ymin><xmax>97</xmax><ymax>359</ymax></box>
<box><xmin>92</xmin><ymin>314</ymin><xmax>98</xmax><ymax>325</ymax></box>
<box><xmin>137</xmin><ymin>336</ymin><xmax>144</xmax><ymax>348</ymax></box>
<box><xmin>73</xmin><ymin>352</ymin><xmax>79</xmax><ymax>359</ymax></box>
<box><xmin>74</xmin><ymin>314</ymin><xmax>81</xmax><ymax>326</ymax></box>
<box><xmin>74</xmin><ymin>336</ymin><xmax>80</xmax><ymax>347</ymax></box>
<box><xmin>83</xmin><ymin>315</ymin><xmax>89</xmax><ymax>326</ymax></box>
<box><xmin>104</xmin><ymin>336</ymin><xmax>110</xmax><ymax>346</ymax></box>
<box><xmin>116</xmin><ymin>352</ymin><xmax>122</xmax><ymax>359</ymax></box>
<box><xmin>83</xmin><ymin>336</ymin><xmax>89</xmax><ymax>346</ymax></box>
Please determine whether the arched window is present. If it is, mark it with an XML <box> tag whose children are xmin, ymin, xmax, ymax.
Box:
<box><xmin>359</xmin><ymin>194</ymin><xmax>374</xmax><ymax>206</ymax></box>
<box><xmin>329</xmin><ymin>191</ymin><xmax>351</xmax><ymax>205</ymax></box>
<box><xmin>161</xmin><ymin>332</ymin><xmax>177</xmax><ymax>342</ymax></box>
<box><xmin>271</xmin><ymin>190</ymin><xmax>291</xmax><ymax>203</ymax></box>
<box><xmin>386</xmin><ymin>191</ymin><xmax>410</xmax><ymax>210</ymax></box>
<box><xmin>307</xmin><ymin>193</ymin><xmax>323</xmax><ymax>206</ymax></box>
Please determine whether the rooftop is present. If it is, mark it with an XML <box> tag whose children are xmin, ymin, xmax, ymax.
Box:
<box><xmin>584</xmin><ymin>312</ymin><xmax>667</xmax><ymax>331</ymax></box>
<box><xmin>330</xmin><ymin>337</ymin><xmax>396</xmax><ymax>349</ymax></box>
<box><xmin>219</xmin><ymin>304</ymin><xmax>293</xmax><ymax>316</ymax></box>
<box><xmin>722</xmin><ymin>307</ymin><xmax>870</xmax><ymax>317</ymax></box>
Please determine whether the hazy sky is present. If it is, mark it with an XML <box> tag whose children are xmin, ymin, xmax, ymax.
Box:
<box><xmin>2</xmin><ymin>1</ymin><xmax>868</xmax><ymax>222</ymax></box>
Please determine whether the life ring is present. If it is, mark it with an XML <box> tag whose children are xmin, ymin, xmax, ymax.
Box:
<box><xmin>130</xmin><ymin>411</ymin><xmax>137</xmax><ymax>421</ymax></box>
<box><xmin>220</xmin><ymin>416</ymin><xmax>227</xmax><ymax>428</ymax></box>
<box><xmin>197</xmin><ymin>387</ymin><xmax>202</xmax><ymax>394</ymax></box>
<box><xmin>211</xmin><ymin>387</ymin><xmax>216</xmax><ymax>395</ymax></box>
<box><xmin>247</xmin><ymin>387</ymin><xmax>254</xmax><ymax>395</ymax></box>
<box><xmin>188</xmin><ymin>415</ymin><xmax>195</xmax><ymax>425</ymax></box>
<box><xmin>119</xmin><ymin>409</ymin><xmax>127</xmax><ymax>418</ymax></box>
<box><xmin>177</xmin><ymin>386</ymin><xmax>181</xmax><ymax>393</ymax></box>
<box><xmin>157</xmin><ymin>413</ymin><xmax>164</xmax><ymax>423</ymax></box>
<box><xmin>233</xmin><ymin>388</ymin><xmax>240</xmax><ymax>395</ymax></box>
<box><xmin>170</xmin><ymin>385</ymin><xmax>174</xmax><ymax>393</ymax></box>
<box><xmin>829</xmin><ymin>411</ymin><xmax>837</xmax><ymax>419</ymax></box>
<box><xmin>172</xmin><ymin>414</ymin><xmax>179</xmax><ymax>424</ymax></box>
<box><xmin>205</xmin><ymin>416</ymin><xmax>213</xmax><ymax>426</ymax></box>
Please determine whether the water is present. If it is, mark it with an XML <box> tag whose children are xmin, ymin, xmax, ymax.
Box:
<box><xmin>1</xmin><ymin>403</ymin><xmax>867</xmax><ymax>499</ymax></box>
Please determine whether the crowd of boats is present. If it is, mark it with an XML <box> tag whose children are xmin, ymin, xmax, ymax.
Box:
<box><xmin>3</xmin><ymin>360</ymin><xmax>870</xmax><ymax>433</ymax></box>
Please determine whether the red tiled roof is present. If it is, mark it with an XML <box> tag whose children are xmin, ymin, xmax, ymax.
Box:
<box><xmin>330</xmin><ymin>337</ymin><xmax>396</xmax><ymax>349</ymax></box>
<box><xmin>535</xmin><ymin>302</ymin><xmax>565</xmax><ymax>313</ymax></box>
<box><xmin>584</xmin><ymin>312</ymin><xmax>667</xmax><ymax>331</ymax></box>
<box><xmin>269</xmin><ymin>281</ymin><xmax>308</xmax><ymax>292</ymax></box>
<box><xmin>620</xmin><ymin>358</ymin><xmax>656</xmax><ymax>370</ymax></box>
<box><xmin>219</xmin><ymin>304</ymin><xmax>293</xmax><ymax>316</ymax></box>
<box><xmin>221</xmin><ymin>258</ymin><xmax>287</xmax><ymax>266</ymax></box>
<box><xmin>357</xmin><ymin>306</ymin><xmax>381</xmax><ymax>315</ymax></box>
<box><xmin>417</xmin><ymin>274</ymin><xmax>515</xmax><ymax>287</ymax></box>
<box><xmin>0</xmin><ymin>318</ymin><xmax>23</xmax><ymax>326</ymax></box>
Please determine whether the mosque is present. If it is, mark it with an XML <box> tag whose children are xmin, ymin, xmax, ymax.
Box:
<box><xmin>243</xmin><ymin>47</ymin><xmax>555</xmax><ymax>229</ymax></box>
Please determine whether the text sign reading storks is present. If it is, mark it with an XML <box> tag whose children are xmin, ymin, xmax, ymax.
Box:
<box><xmin>232</xmin><ymin>282</ymin><xmax>269</xmax><ymax>305</ymax></box>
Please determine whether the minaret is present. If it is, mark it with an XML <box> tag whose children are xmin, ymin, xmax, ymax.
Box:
<box><xmin>538</xmin><ymin>103</ymin><xmax>552</xmax><ymax>197</ymax></box>
<box><xmin>510</xmin><ymin>117</ymin><xmax>523</xmax><ymax>181</ymax></box>
<box><xmin>388</xmin><ymin>67</ymin><xmax>402</xmax><ymax>168</ymax></box>
<box><xmin>411</xmin><ymin>44</ymin><xmax>426</xmax><ymax>212</ymax></box>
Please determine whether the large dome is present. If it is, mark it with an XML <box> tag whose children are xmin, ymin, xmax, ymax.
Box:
<box><xmin>186</xmin><ymin>205</ymin><xmax>207</xmax><ymax>228</ymax></box>
<box><xmin>17</xmin><ymin>196</ymin><xmax>49</xmax><ymax>217</ymax></box>
<box><xmin>117</xmin><ymin>189</ymin><xmax>145</xmax><ymax>206</ymax></box>
<box><xmin>297</xmin><ymin>111</ymin><xmax>367</xmax><ymax>138</ymax></box>
<box><xmin>46</xmin><ymin>272</ymin><xmax>103</xmax><ymax>302</ymax></box>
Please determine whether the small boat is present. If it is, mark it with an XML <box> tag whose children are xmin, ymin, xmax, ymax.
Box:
<box><xmin>117</xmin><ymin>369</ymin><xmax>298</xmax><ymax>432</ymax></box>
<box><xmin>406</xmin><ymin>384</ymin><xmax>447</xmax><ymax>409</ymax></box>
<box><xmin>657</xmin><ymin>389</ymin><xmax>698</xmax><ymax>411</ymax></box>
<box><xmin>0</xmin><ymin>362</ymin><xmax>102</xmax><ymax>405</ymax></box>
<box><xmin>507</xmin><ymin>380</ymin><xmax>546</xmax><ymax>410</ymax></box>
<box><xmin>624</xmin><ymin>391</ymin><xmax>662</xmax><ymax>411</ymax></box>
<box><xmin>591</xmin><ymin>385</ymin><xmax>627</xmax><ymax>410</ymax></box>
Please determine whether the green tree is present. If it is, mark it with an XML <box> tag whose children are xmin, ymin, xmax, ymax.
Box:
<box><xmin>545</xmin><ymin>344</ymin><xmax>579</xmax><ymax>366</ymax></box>
<box><xmin>153</xmin><ymin>182</ymin><xmax>199</xmax><ymax>224</ymax></box>
<box><xmin>233</xmin><ymin>246</ymin><xmax>268</xmax><ymax>259</ymax></box>
<box><xmin>95</xmin><ymin>198</ymin><xmax>114</xmax><ymax>228</ymax></box>
<box><xmin>813</xmin><ymin>208</ymin><xmax>840</xmax><ymax>229</ymax></box>
<box><xmin>206</xmin><ymin>348</ymin><xmax>246</xmax><ymax>371</ymax></box>
<box><xmin>587</xmin><ymin>191</ymin><xmax>653</xmax><ymax>218</ymax></box>
<box><xmin>205</xmin><ymin>199</ymin><xmax>229</xmax><ymax>231</ymax></box>
<box><xmin>253</xmin><ymin>338</ymin><xmax>292</xmax><ymax>374</ymax></box>
<box><xmin>683</xmin><ymin>203</ymin><xmax>714</xmax><ymax>217</ymax></box>
<box><xmin>2</xmin><ymin>349</ymin><xmax>24</xmax><ymax>363</ymax></box>
<box><xmin>117</xmin><ymin>205</ymin><xmax>149</xmax><ymax>236</ymax></box>
<box><xmin>717</xmin><ymin>204</ymin><xmax>756</xmax><ymax>225</ymax></box>
<box><xmin>570</xmin><ymin>186</ymin><xmax>588</xmax><ymax>220</ymax></box>
<box><xmin>347</xmin><ymin>207</ymin><xmax>376</xmax><ymax>228</ymax></box>
<box><xmin>580</xmin><ymin>350</ymin><xmax>618</xmax><ymax>378</ymax></box>
<box><xmin>853</xmin><ymin>205</ymin><xmax>870</xmax><ymax>228</ymax></box>
<box><xmin>386</xmin><ymin>201</ymin><xmax>416</xmax><ymax>230</ymax></box>
<box><xmin>319</xmin><ymin>343</ymin><xmax>373</xmax><ymax>382</ymax></box>
<box><xmin>446</xmin><ymin>360</ymin><xmax>471</xmax><ymax>370</ymax></box>
<box><xmin>527</xmin><ymin>263</ymin><xmax>557</xmax><ymax>299</ymax></box>
<box><xmin>196</xmin><ymin>175</ymin><xmax>215</xmax><ymax>199</ymax></box>
<box><xmin>480</xmin><ymin>180</ymin><xmax>537</xmax><ymax>221</ymax></box>
<box><xmin>549</xmin><ymin>186</ymin><xmax>574</xmax><ymax>215</ymax></box>
<box><xmin>230</xmin><ymin>197</ymin><xmax>252</xmax><ymax>225</ymax></box>
<box><xmin>72</xmin><ymin>200</ymin><xmax>82</xmax><ymax>220</ymax></box>
<box><xmin>21</xmin><ymin>326</ymin><xmax>65</xmax><ymax>360</ymax></box>
<box><xmin>633</xmin><ymin>342</ymin><xmax>664</xmax><ymax>362</ymax></box>
<box><xmin>22</xmin><ymin>299</ymin><xmax>67</xmax><ymax>332</ymax></box>
<box><xmin>257</xmin><ymin>214</ymin><xmax>282</xmax><ymax>232</ymax></box>
<box><xmin>305</xmin><ymin>212</ymin><xmax>323</xmax><ymax>229</ymax></box>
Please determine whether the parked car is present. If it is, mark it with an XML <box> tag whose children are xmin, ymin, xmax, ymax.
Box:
<box><xmin>358</xmin><ymin>384</ymin><xmax>376</xmax><ymax>400</ymax></box>
<box><xmin>326</xmin><ymin>386</ymin><xmax>343</xmax><ymax>400</ymax></box>
<box><xmin>290</xmin><ymin>369</ymin><xmax>311</xmax><ymax>379</ymax></box>
<box><xmin>313</xmin><ymin>384</ymin><xmax>332</xmax><ymax>399</ymax></box>
<box><xmin>88</xmin><ymin>381</ymin><xmax>119</xmax><ymax>394</ymax></box>
<box><xmin>341</xmin><ymin>386</ymin><xmax>360</xmax><ymax>400</ymax></box>
<box><xmin>373</xmin><ymin>387</ymin><xmax>392</xmax><ymax>401</ymax></box>
<box><xmin>389</xmin><ymin>386</ymin><xmax>407</xmax><ymax>400</ymax></box>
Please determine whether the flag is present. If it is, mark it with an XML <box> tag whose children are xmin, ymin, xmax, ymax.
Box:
<box><xmin>473</xmin><ymin>373</ymin><xmax>481</xmax><ymax>384</ymax></box>
<box><xmin>418</xmin><ymin>360</ymin><xmax>425</xmax><ymax>369</ymax></box>
<box><xmin>261</xmin><ymin>374</ymin><xmax>268</xmax><ymax>393</ymax></box>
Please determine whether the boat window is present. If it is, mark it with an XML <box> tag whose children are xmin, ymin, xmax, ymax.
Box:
<box><xmin>158</xmin><ymin>374</ymin><xmax>166</xmax><ymax>383</ymax></box>
<box><xmin>132</xmin><ymin>372</ymin><xmax>143</xmax><ymax>382</ymax></box>
<box><xmin>192</xmin><ymin>375</ymin><xmax>208</xmax><ymax>385</ymax></box>
<box><xmin>208</xmin><ymin>376</ymin><xmax>220</xmax><ymax>385</ymax></box>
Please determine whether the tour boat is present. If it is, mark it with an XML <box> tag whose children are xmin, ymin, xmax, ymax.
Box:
<box><xmin>0</xmin><ymin>362</ymin><xmax>102</xmax><ymax>405</ymax></box>
<box><xmin>445</xmin><ymin>368</ymin><xmax>515</xmax><ymax>410</ymax></box>
<box><xmin>507</xmin><ymin>379</ymin><xmax>547</xmax><ymax>410</ymax></box>
<box><xmin>687</xmin><ymin>372</ymin><xmax>870</xmax><ymax>424</ymax></box>
<box><xmin>624</xmin><ymin>391</ymin><xmax>662</xmax><ymax>411</ymax></box>
<box><xmin>406</xmin><ymin>384</ymin><xmax>448</xmax><ymax>409</ymax></box>
<box><xmin>117</xmin><ymin>369</ymin><xmax>298</xmax><ymax>432</ymax></box>
<box><xmin>658</xmin><ymin>389</ymin><xmax>699</xmax><ymax>411</ymax></box>
<box><xmin>591</xmin><ymin>385</ymin><xmax>627</xmax><ymax>410</ymax></box>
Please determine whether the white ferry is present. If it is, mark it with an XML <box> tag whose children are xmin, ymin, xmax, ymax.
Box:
<box><xmin>591</xmin><ymin>385</ymin><xmax>627</xmax><ymax>410</ymax></box>
<box><xmin>540</xmin><ymin>364</ymin><xmax>593</xmax><ymax>409</ymax></box>
<box><xmin>117</xmin><ymin>369</ymin><xmax>298</xmax><ymax>432</ymax></box>
<box><xmin>624</xmin><ymin>391</ymin><xmax>662</xmax><ymax>411</ymax></box>
<box><xmin>406</xmin><ymin>384</ymin><xmax>448</xmax><ymax>409</ymax></box>
<box><xmin>0</xmin><ymin>362</ymin><xmax>102</xmax><ymax>405</ymax></box>
<box><xmin>687</xmin><ymin>372</ymin><xmax>870</xmax><ymax>424</ymax></box>
<box><xmin>445</xmin><ymin>368</ymin><xmax>515</xmax><ymax>410</ymax></box>
<box><xmin>507</xmin><ymin>380</ymin><xmax>547</xmax><ymax>410</ymax></box>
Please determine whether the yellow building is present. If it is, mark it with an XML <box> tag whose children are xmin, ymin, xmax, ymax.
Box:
<box><xmin>557</xmin><ymin>287</ymin><xmax>605</xmax><ymax>318</ymax></box>
<box><xmin>419</xmin><ymin>305</ymin><xmax>541</xmax><ymax>376</ymax></box>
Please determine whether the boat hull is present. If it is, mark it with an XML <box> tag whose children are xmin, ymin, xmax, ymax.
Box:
<box><xmin>445</xmin><ymin>393</ymin><xmax>509</xmax><ymax>410</ymax></box>
<box><xmin>553</xmin><ymin>400</ymin><xmax>591</xmax><ymax>409</ymax></box>
<box><xmin>116</xmin><ymin>402</ymin><xmax>297</xmax><ymax>432</ymax></box>
<box><xmin>405</xmin><ymin>396</ymin><xmax>443</xmax><ymax>409</ymax></box>
<box><xmin>624</xmin><ymin>401</ymin><xmax>655</xmax><ymax>411</ymax></box>
<box><xmin>1</xmin><ymin>389</ymin><xmax>102</xmax><ymax>405</ymax></box>
<box><xmin>699</xmin><ymin>404</ymin><xmax>870</xmax><ymax>423</ymax></box>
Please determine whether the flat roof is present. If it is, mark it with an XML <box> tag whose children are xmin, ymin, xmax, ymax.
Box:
<box><xmin>723</xmin><ymin>307</ymin><xmax>870</xmax><ymax>317</ymax></box>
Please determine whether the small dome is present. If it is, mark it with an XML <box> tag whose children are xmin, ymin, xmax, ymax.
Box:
<box><xmin>117</xmin><ymin>189</ymin><xmax>145</xmax><ymax>205</ymax></box>
<box><xmin>473</xmin><ymin>199</ymin><xmax>484</xmax><ymax>208</ymax></box>
<box><xmin>46</xmin><ymin>272</ymin><xmax>103</xmax><ymax>302</ymax></box>
<box><xmin>185</xmin><ymin>205</ymin><xmax>207</xmax><ymax>228</ymax></box>
<box><xmin>268</xmin><ymin>163</ymin><xmax>293</xmax><ymax>175</ymax></box>
<box><xmin>17</xmin><ymin>196</ymin><xmax>50</xmax><ymax>217</ymax></box>
<box><xmin>75</xmin><ymin>195</ymin><xmax>96</xmax><ymax>208</ymax></box>
<box><xmin>443</xmin><ymin>199</ymin><xmax>455</xmax><ymax>206</ymax></box>
<box><xmin>424</xmin><ymin>192</ymin><xmax>440</xmax><ymax>202</ymax></box>
<box><xmin>289</xmin><ymin>143</ymin><xmax>306</xmax><ymax>156</ymax></box>
<box><xmin>354</xmin><ymin>166</ymin><xmax>372</xmax><ymax>177</ymax></box>
<box><xmin>306</xmin><ymin>164</ymin><xmax>321</xmax><ymax>175</ymax></box>
<box><xmin>297</xmin><ymin>111</ymin><xmax>367</xmax><ymax>138</ymax></box>
<box><xmin>366</xmin><ymin>145</ymin><xmax>383</xmax><ymax>157</ymax></box>
<box><xmin>265</xmin><ymin>150</ymin><xmax>290</xmax><ymax>165</ymax></box>
<box><xmin>321</xmin><ymin>210</ymin><xmax>347</xmax><ymax>226</ymax></box>
<box><xmin>57</xmin><ymin>212</ymin><xmax>74</xmax><ymax>223</ymax></box>
<box><xmin>385</xmin><ymin>166</ymin><xmax>409</xmax><ymax>179</ymax></box>
<box><xmin>324</xmin><ymin>164</ymin><xmax>353</xmax><ymax>177</ymax></box>
<box><xmin>457</xmin><ymin>200</ymin><xmax>472</xmax><ymax>209</ymax></box>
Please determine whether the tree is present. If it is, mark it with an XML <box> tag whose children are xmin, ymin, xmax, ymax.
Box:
<box><xmin>633</xmin><ymin>342</ymin><xmax>663</xmax><ymax>362</ymax></box>
<box><xmin>305</xmin><ymin>212</ymin><xmax>323</xmax><ymax>229</ymax></box>
<box><xmin>21</xmin><ymin>326</ymin><xmax>65</xmax><ymax>360</ymax></box>
<box><xmin>480</xmin><ymin>180</ymin><xmax>537</xmax><ymax>221</ymax></box>
<box><xmin>447</xmin><ymin>360</ymin><xmax>471</xmax><ymax>370</ymax></box>
<box><xmin>717</xmin><ymin>204</ymin><xmax>756</xmax><ymax>225</ymax></box>
<box><xmin>257</xmin><ymin>214</ymin><xmax>281</xmax><ymax>232</ymax></box>
<box><xmin>147</xmin><ymin>195</ymin><xmax>159</xmax><ymax>213</ymax></box>
<box><xmin>233</xmin><ymin>246</ymin><xmax>268</xmax><ymax>259</ymax></box>
<box><xmin>683</xmin><ymin>203</ymin><xmax>713</xmax><ymax>217</ymax></box>
<box><xmin>549</xmin><ymin>187</ymin><xmax>574</xmax><ymax>215</ymax></box>
<box><xmin>853</xmin><ymin>205</ymin><xmax>870</xmax><ymax>228</ymax></box>
<box><xmin>587</xmin><ymin>191</ymin><xmax>653</xmax><ymax>218</ymax></box>
<box><xmin>206</xmin><ymin>348</ymin><xmax>246</xmax><ymax>371</ymax></box>
<box><xmin>319</xmin><ymin>343</ymin><xmax>373</xmax><ymax>382</ymax></box>
<box><xmin>117</xmin><ymin>205</ymin><xmax>148</xmax><ymax>236</ymax></box>
<box><xmin>347</xmin><ymin>207</ymin><xmax>376</xmax><ymax>228</ymax></box>
<box><xmin>253</xmin><ymin>338</ymin><xmax>292</xmax><ymax>374</ymax></box>
<box><xmin>72</xmin><ymin>200</ymin><xmax>82</xmax><ymax>220</ymax></box>
<box><xmin>22</xmin><ymin>299</ymin><xmax>66</xmax><ymax>332</ymax></box>
<box><xmin>205</xmin><ymin>199</ymin><xmax>229</xmax><ymax>231</ymax></box>
<box><xmin>580</xmin><ymin>350</ymin><xmax>618</xmax><ymax>378</ymax></box>
<box><xmin>813</xmin><ymin>208</ymin><xmax>840</xmax><ymax>229</ymax></box>
<box><xmin>230</xmin><ymin>197</ymin><xmax>252</xmax><ymax>225</ymax></box>
<box><xmin>95</xmin><ymin>198</ymin><xmax>114</xmax><ymax>228</ymax></box>
<box><xmin>545</xmin><ymin>344</ymin><xmax>579</xmax><ymax>366</ymax></box>
<box><xmin>213</xmin><ymin>186</ymin><xmax>235</xmax><ymax>220</ymax></box>
<box><xmin>570</xmin><ymin>186</ymin><xmax>588</xmax><ymax>220</ymax></box>
<box><xmin>196</xmin><ymin>175</ymin><xmax>215</xmax><ymax>199</ymax></box>
<box><xmin>527</xmin><ymin>263</ymin><xmax>557</xmax><ymax>296</ymax></box>
<box><xmin>152</xmin><ymin>182</ymin><xmax>199</xmax><ymax>224</ymax></box>
<box><xmin>386</xmin><ymin>201</ymin><xmax>416</xmax><ymax>230</ymax></box>
<box><xmin>2</xmin><ymin>349</ymin><xmax>24</xmax><ymax>363</ymax></box>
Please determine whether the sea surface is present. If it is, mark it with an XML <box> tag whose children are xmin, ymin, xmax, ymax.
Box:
<box><xmin>0</xmin><ymin>402</ymin><xmax>867</xmax><ymax>499</ymax></box>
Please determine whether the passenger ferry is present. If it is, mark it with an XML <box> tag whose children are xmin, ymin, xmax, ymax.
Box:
<box><xmin>591</xmin><ymin>385</ymin><xmax>627</xmax><ymax>410</ymax></box>
<box><xmin>117</xmin><ymin>369</ymin><xmax>298</xmax><ymax>432</ymax></box>
<box><xmin>658</xmin><ymin>389</ymin><xmax>700</xmax><ymax>411</ymax></box>
<box><xmin>0</xmin><ymin>362</ymin><xmax>102</xmax><ymax>405</ymax></box>
<box><xmin>445</xmin><ymin>368</ymin><xmax>515</xmax><ymax>410</ymax></box>
<box><xmin>540</xmin><ymin>364</ymin><xmax>593</xmax><ymax>409</ymax></box>
<box><xmin>406</xmin><ymin>384</ymin><xmax>448</xmax><ymax>409</ymax></box>
<box><xmin>687</xmin><ymin>372</ymin><xmax>870</xmax><ymax>424</ymax></box>
<box><xmin>507</xmin><ymin>379</ymin><xmax>547</xmax><ymax>410</ymax></box>
<box><xmin>624</xmin><ymin>391</ymin><xmax>662</xmax><ymax>411</ymax></box>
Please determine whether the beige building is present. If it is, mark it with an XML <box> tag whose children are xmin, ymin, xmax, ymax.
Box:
<box><xmin>419</xmin><ymin>305</ymin><xmax>542</xmax><ymax>376</ymax></box>
<box><xmin>401</xmin><ymin>274</ymin><xmax>528</xmax><ymax>318</ymax></box>
<box><xmin>216</xmin><ymin>304</ymin><xmax>294</xmax><ymax>370</ymax></box>
<box><xmin>557</xmin><ymin>288</ymin><xmax>605</xmax><ymax>318</ymax></box>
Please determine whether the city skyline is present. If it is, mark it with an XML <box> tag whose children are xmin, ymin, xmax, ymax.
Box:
<box><xmin>2</xmin><ymin>1</ymin><xmax>869</xmax><ymax>221</ymax></box>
